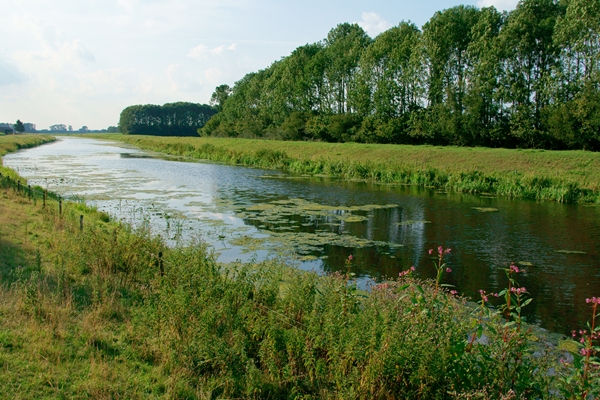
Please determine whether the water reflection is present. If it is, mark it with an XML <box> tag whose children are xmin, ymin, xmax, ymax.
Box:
<box><xmin>4</xmin><ymin>136</ymin><xmax>600</xmax><ymax>334</ymax></box>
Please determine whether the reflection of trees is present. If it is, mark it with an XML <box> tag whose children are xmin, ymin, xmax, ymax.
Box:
<box><xmin>214</xmin><ymin>173</ymin><xmax>600</xmax><ymax>334</ymax></box>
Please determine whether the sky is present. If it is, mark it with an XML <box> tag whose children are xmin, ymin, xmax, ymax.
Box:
<box><xmin>0</xmin><ymin>0</ymin><xmax>519</xmax><ymax>130</ymax></box>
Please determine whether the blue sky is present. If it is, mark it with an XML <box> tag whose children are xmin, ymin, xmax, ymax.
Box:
<box><xmin>0</xmin><ymin>0</ymin><xmax>518</xmax><ymax>130</ymax></box>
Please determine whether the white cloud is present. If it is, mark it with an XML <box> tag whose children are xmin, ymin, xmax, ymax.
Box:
<box><xmin>187</xmin><ymin>43</ymin><xmax>238</xmax><ymax>59</ymax></box>
<box><xmin>358</xmin><ymin>12</ymin><xmax>393</xmax><ymax>37</ymax></box>
<box><xmin>211</xmin><ymin>45</ymin><xmax>225</xmax><ymax>56</ymax></box>
<box><xmin>477</xmin><ymin>0</ymin><xmax>519</xmax><ymax>11</ymax></box>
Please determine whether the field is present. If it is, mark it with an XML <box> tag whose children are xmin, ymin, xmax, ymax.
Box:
<box><xmin>89</xmin><ymin>134</ymin><xmax>600</xmax><ymax>203</ymax></box>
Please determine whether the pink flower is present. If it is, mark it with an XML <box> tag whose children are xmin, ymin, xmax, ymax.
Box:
<box><xmin>348</xmin><ymin>255</ymin><xmax>353</xmax><ymax>261</ymax></box>
<box><xmin>586</xmin><ymin>297</ymin><xmax>600</xmax><ymax>305</ymax></box>
<box><xmin>450</xmin><ymin>290</ymin><xmax>458</xmax><ymax>295</ymax></box>
<box><xmin>445</xmin><ymin>248</ymin><xmax>452</xmax><ymax>255</ymax></box>
<box><xmin>478</xmin><ymin>289</ymin><xmax>489</xmax><ymax>302</ymax></box>
<box><xmin>581</xmin><ymin>348</ymin><xmax>593</xmax><ymax>357</ymax></box>
<box><xmin>438</xmin><ymin>246</ymin><xmax>443</xmax><ymax>255</ymax></box>
<box><xmin>446</xmin><ymin>268</ymin><xmax>452</xmax><ymax>273</ymax></box>
<box><xmin>428</xmin><ymin>249</ymin><xmax>433</xmax><ymax>255</ymax></box>
<box><xmin>399</xmin><ymin>267</ymin><xmax>415</xmax><ymax>278</ymax></box>
<box><xmin>509</xmin><ymin>264</ymin><xmax>520</xmax><ymax>273</ymax></box>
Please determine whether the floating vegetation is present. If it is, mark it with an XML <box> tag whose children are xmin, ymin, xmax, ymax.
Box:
<box><xmin>395</xmin><ymin>220</ymin><xmax>432</xmax><ymax>226</ymax></box>
<box><xmin>555</xmin><ymin>250</ymin><xmax>587</xmax><ymax>255</ymax></box>
<box><xmin>517</xmin><ymin>261</ymin><xmax>534</xmax><ymax>267</ymax></box>
<box><xmin>472</xmin><ymin>207</ymin><xmax>499</xmax><ymax>213</ymax></box>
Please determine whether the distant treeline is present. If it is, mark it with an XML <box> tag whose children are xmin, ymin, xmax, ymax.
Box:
<box><xmin>119</xmin><ymin>102</ymin><xmax>216</xmax><ymax>136</ymax></box>
<box><xmin>202</xmin><ymin>0</ymin><xmax>600</xmax><ymax>150</ymax></box>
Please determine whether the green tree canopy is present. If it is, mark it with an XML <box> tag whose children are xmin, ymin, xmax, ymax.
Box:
<box><xmin>14</xmin><ymin>119</ymin><xmax>25</xmax><ymax>133</ymax></box>
<box><xmin>119</xmin><ymin>102</ymin><xmax>216</xmax><ymax>136</ymax></box>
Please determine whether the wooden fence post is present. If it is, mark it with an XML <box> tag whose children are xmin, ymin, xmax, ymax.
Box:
<box><xmin>158</xmin><ymin>251</ymin><xmax>164</xmax><ymax>277</ymax></box>
<box><xmin>59</xmin><ymin>197</ymin><xmax>62</xmax><ymax>216</ymax></box>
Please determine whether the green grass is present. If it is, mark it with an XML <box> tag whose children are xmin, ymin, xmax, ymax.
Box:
<box><xmin>88</xmin><ymin>134</ymin><xmax>600</xmax><ymax>203</ymax></box>
<box><xmin>0</xmin><ymin>134</ymin><xmax>56</xmax><ymax>157</ymax></box>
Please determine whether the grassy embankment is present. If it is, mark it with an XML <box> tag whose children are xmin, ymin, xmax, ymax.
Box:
<box><xmin>1</xmin><ymin>135</ymin><xmax>599</xmax><ymax>398</ymax></box>
<box><xmin>89</xmin><ymin>134</ymin><xmax>600</xmax><ymax>204</ymax></box>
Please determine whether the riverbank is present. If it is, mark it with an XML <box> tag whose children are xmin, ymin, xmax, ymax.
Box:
<box><xmin>88</xmin><ymin>134</ymin><xmax>600</xmax><ymax>204</ymax></box>
<box><xmin>1</xmin><ymin>135</ymin><xmax>598</xmax><ymax>398</ymax></box>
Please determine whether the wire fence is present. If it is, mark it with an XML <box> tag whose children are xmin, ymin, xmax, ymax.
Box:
<box><xmin>0</xmin><ymin>170</ymin><xmax>85</xmax><ymax>229</ymax></box>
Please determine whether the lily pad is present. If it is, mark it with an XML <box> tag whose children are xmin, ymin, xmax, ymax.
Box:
<box><xmin>555</xmin><ymin>250</ymin><xmax>587</xmax><ymax>255</ymax></box>
<box><xmin>472</xmin><ymin>207</ymin><xmax>499</xmax><ymax>213</ymax></box>
<box><xmin>517</xmin><ymin>261</ymin><xmax>533</xmax><ymax>267</ymax></box>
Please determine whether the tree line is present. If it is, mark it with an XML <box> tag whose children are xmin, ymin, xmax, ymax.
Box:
<box><xmin>119</xmin><ymin>102</ymin><xmax>216</xmax><ymax>136</ymax></box>
<box><xmin>201</xmin><ymin>0</ymin><xmax>600</xmax><ymax>150</ymax></box>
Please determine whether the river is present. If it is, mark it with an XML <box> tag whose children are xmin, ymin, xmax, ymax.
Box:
<box><xmin>4</xmin><ymin>136</ymin><xmax>600</xmax><ymax>334</ymax></box>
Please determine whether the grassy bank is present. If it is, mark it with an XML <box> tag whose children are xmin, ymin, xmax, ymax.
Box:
<box><xmin>0</xmin><ymin>134</ymin><xmax>56</xmax><ymax>157</ymax></box>
<box><xmin>2</xmin><ymin>135</ymin><xmax>599</xmax><ymax>398</ymax></box>
<box><xmin>90</xmin><ymin>134</ymin><xmax>600</xmax><ymax>204</ymax></box>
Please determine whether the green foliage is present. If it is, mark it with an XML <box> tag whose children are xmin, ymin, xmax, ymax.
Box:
<box><xmin>119</xmin><ymin>102</ymin><xmax>216</xmax><ymax>136</ymax></box>
<box><xmin>199</xmin><ymin>0</ymin><xmax>599</xmax><ymax>151</ymax></box>
<box><xmin>14</xmin><ymin>119</ymin><xmax>25</xmax><ymax>133</ymax></box>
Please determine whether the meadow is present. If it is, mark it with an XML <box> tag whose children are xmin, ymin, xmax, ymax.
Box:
<box><xmin>89</xmin><ymin>134</ymin><xmax>600</xmax><ymax>204</ymax></box>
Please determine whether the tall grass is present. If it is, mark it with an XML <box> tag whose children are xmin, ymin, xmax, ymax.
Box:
<box><xmin>89</xmin><ymin>134</ymin><xmax>600</xmax><ymax>203</ymax></box>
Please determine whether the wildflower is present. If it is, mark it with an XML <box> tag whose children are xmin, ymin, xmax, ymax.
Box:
<box><xmin>446</xmin><ymin>267</ymin><xmax>452</xmax><ymax>273</ymax></box>
<box><xmin>586</xmin><ymin>297</ymin><xmax>600</xmax><ymax>305</ymax></box>
<box><xmin>580</xmin><ymin>348</ymin><xmax>593</xmax><ymax>357</ymax></box>
<box><xmin>510</xmin><ymin>287</ymin><xmax>527</xmax><ymax>295</ymax></box>
<box><xmin>348</xmin><ymin>255</ymin><xmax>353</xmax><ymax>262</ymax></box>
<box><xmin>428</xmin><ymin>249</ymin><xmax>433</xmax><ymax>255</ymax></box>
<box><xmin>479</xmin><ymin>289</ymin><xmax>489</xmax><ymax>302</ymax></box>
<box><xmin>509</xmin><ymin>264</ymin><xmax>520</xmax><ymax>273</ymax></box>
<box><xmin>410</xmin><ymin>266</ymin><xmax>416</xmax><ymax>271</ymax></box>
<box><xmin>450</xmin><ymin>290</ymin><xmax>458</xmax><ymax>295</ymax></box>
<box><xmin>438</xmin><ymin>246</ymin><xmax>443</xmax><ymax>255</ymax></box>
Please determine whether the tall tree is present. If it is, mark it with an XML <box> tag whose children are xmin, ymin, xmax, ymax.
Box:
<box><xmin>323</xmin><ymin>23</ymin><xmax>372</xmax><ymax>114</ymax></box>
<box><xmin>210</xmin><ymin>84</ymin><xmax>232</xmax><ymax>112</ymax></box>
<box><xmin>464</xmin><ymin>6</ymin><xmax>507</xmax><ymax>146</ymax></box>
<box><xmin>423</xmin><ymin>5</ymin><xmax>482</xmax><ymax>144</ymax></box>
<box><xmin>354</xmin><ymin>22</ymin><xmax>424</xmax><ymax>119</ymax></box>
<box><xmin>14</xmin><ymin>119</ymin><xmax>25</xmax><ymax>133</ymax></box>
<box><xmin>499</xmin><ymin>0</ymin><xmax>564</xmax><ymax>147</ymax></box>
